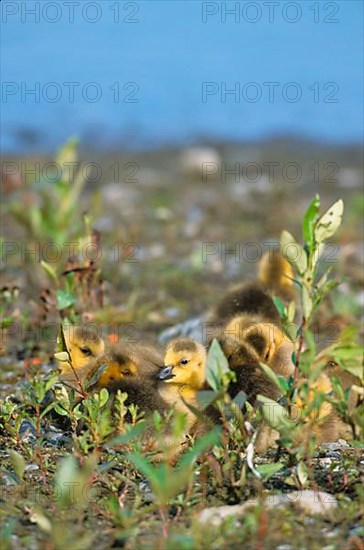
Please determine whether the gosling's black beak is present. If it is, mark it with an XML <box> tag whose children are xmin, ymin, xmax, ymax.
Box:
<box><xmin>157</xmin><ymin>365</ymin><xmax>175</xmax><ymax>381</ymax></box>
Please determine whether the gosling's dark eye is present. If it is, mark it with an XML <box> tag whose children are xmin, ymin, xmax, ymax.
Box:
<box><xmin>123</xmin><ymin>369</ymin><xmax>132</xmax><ymax>375</ymax></box>
<box><xmin>80</xmin><ymin>346</ymin><xmax>92</xmax><ymax>356</ymax></box>
<box><xmin>180</xmin><ymin>358</ymin><xmax>189</xmax><ymax>366</ymax></box>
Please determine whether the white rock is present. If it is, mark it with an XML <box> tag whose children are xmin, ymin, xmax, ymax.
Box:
<box><xmin>180</xmin><ymin>147</ymin><xmax>221</xmax><ymax>177</ymax></box>
<box><xmin>197</xmin><ymin>490</ymin><xmax>337</xmax><ymax>526</ymax></box>
<box><xmin>321</xmin><ymin>440</ymin><xmax>350</xmax><ymax>451</ymax></box>
<box><xmin>25</xmin><ymin>464</ymin><xmax>40</xmax><ymax>472</ymax></box>
<box><xmin>198</xmin><ymin>504</ymin><xmax>246</xmax><ymax>527</ymax></box>
<box><xmin>269</xmin><ymin>490</ymin><xmax>338</xmax><ymax>515</ymax></box>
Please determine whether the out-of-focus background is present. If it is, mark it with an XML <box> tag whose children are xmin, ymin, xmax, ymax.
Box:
<box><xmin>1</xmin><ymin>0</ymin><xmax>363</xmax><ymax>351</ymax></box>
<box><xmin>2</xmin><ymin>0</ymin><xmax>363</xmax><ymax>150</ymax></box>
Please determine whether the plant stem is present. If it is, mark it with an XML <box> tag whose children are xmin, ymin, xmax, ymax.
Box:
<box><xmin>287</xmin><ymin>317</ymin><xmax>307</xmax><ymax>412</ymax></box>
<box><xmin>68</xmin><ymin>360</ymin><xmax>87</xmax><ymax>399</ymax></box>
<box><xmin>159</xmin><ymin>506</ymin><xmax>169</xmax><ymax>538</ymax></box>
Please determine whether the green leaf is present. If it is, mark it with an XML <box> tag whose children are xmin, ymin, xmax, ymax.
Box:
<box><xmin>1</xmin><ymin>316</ymin><xmax>13</xmax><ymax>328</ymax></box>
<box><xmin>256</xmin><ymin>462</ymin><xmax>284</xmax><ymax>480</ymax></box>
<box><xmin>338</xmin><ymin>326</ymin><xmax>358</xmax><ymax>346</ymax></box>
<box><xmin>8</xmin><ymin>449</ymin><xmax>25</xmax><ymax>481</ymax></box>
<box><xmin>54</xmin><ymin>351</ymin><xmax>70</xmax><ymax>363</ymax></box>
<box><xmin>280</xmin><ymin>230</ymin><xmax>296</xmax><ymax>257</ymax></box>
<box><xmin>56</xmin><ymin>137</ymin><xmax>79</xmax><ymax>183</ymax></box>
<box><xmin>64</xmin><ymin>272</ymin><xmax>75</xmax><ymax>294</ymax></box>
<box><xmin>276</xmin><ymin>376</ymin><xmax>290</xmax><ymax>394</ymax></box>
<box><xmin>303</xmin><ymin>329</ymin><xmax>317</xmax><ymax>361</ymax></box>
<box><xmin>55</xmin><ymin>453</ymin><xmax>98</xmax><ymax>508</ymax></box>
<box><xmin>206</xmin><ymin>339</ymin><xmax>230</xmax><ymax>391</ymax></box>
<box><xmin>281</xmin><ymin>320</ymin><xmax>298</xmax><ymax>343</ymax></box>
<box><xmin>54</xmin><ymin>404</ymin><xmax>69</xmax><ymax>416</ymax></box>
<box><xmin>196</xmin><ymin>390</ymin><xmax>222</xmax><ymax>410</ymax></box>
<box><xmin>56</xmin><ymin>323</ymin><xmax>69</xmax><ymax>354</ymax></box>
<box><xmin>40</xmin><ymin>260</ymin><xmax>59</xmax><ymax>285</ymax></box>
<box><xmin>303</xmin><ymin>194</ymin><xmax>320</xmax><ymax>247</ymax></box>
<box><xmin>127</xmin><ymin>453</ymin><xmax>160</xmax><ymax>485</ymax></box>
<box><xmin>27</xmin><ymin>506</ymin><xmax>52</xmax><ymax>534</ymax></box>
<box><xmin>171</xmin><ymin>411</ymin><xmax>188</xmax><ymax>438</ymax></box>
<box><xmin>319</xmin><ymin>280</ymin><xmax>341</xmax><ymax>302</ymax></box>
<box><xmin>339</xmin><ymin>363</ymin><xmax>363</xmax><ymax>381</ymax></box>
<box><xmin>45</xmin><ymin>376</ymin><xmax>58</xmax><ymax>392</ymax></box>
<box><xmin>301</xmin><ymin>285</ymin><xmax>313</xmax><ymax>320</ymax></box>
<box><xmin>316</xmin><ymin>268</ymin><xmax>332</xmax><ymax>290</ymax></box>
<box><xmin>329</xmin><ymin>350</ymin><xmax>361</xmax><ymax>376</ymax></box>
<box><xmin>232</xmin><ymin>390</ymin><xmax>247</xmax><ymax>408</ymax></box>
<box><xmin>156</xmin><ymin>466</ymin><xmax>192</xmax><ymax>504</ymax></box>
<box><xmin>178</xmin><ymin>427</ymin><xmax>221</xmax><ymax>469</ymax></box>
<box><xmin>311</xmin><ymin>242</ymin><xmax>325</xmax><ymax>266</ymax></box>
<box><xmin>257</xmin><ymin>395</ymin><xmax>293</xmax><ymax>431</ymax></box>
<box><xmin>99</xmin><ymin>388</ymin><xmax>109</xmax><ymax>408</ymax></box>
<box><xmin>40</xmin><ymin>402</ymin><xmax>57</xmax><ymax>418</ymax></box>
<box><xmin>85</xmin><ymin>363</ymin><xmax>108</xmax><ymax>389</ymax></box>
<box><xmin>56</xmin><ymin>290</ymin><xmax>75</xmax><ymax>311</ymax></box>
<box><xmin>350</xmin><ymin>441</ymin><xmax>364</xmax><ymax>449</ymax></box>
<box><xmin>280</xmin><ymin>230</ymin><xmax>307</xmax><ymax>274</ymax></box>
<box><xmin>315</xmin><ymin>199</ymin><xmax>344</xmax><ymax>242</ymax></box>
<box><xmin>331</xmin><ymin>376</ymin><xmax>345</xmax><ymax>400</ymax></box>
<box><xmin>287</xmin><ymin>301</ymin><xmax>296</xmax><ymax>322</ymax></box>
<box><xmin>258</xmin><ymin>362</ymin><xmax>282</xmax><ymax>391</ymax></box>
<box><xmin>272</xmin><ymin>296</ymin><xmax>286</xmax><ymax>317</ymax></box>
<box><xmin>106</xmin><ymin>423</ymin><xmax>148</xmax><ymax>447</ymax></box>
<box><xmin>55</xmin><ymin>455</ymin><xmax>78</xmax><ymax>506</ymax></box>
<box><xmin>297</xmin><ymin>461</ymin><xmax>308</xmax><ymax>486</ymax></box>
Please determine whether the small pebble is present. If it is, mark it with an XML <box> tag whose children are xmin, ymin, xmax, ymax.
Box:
<box><xmin>326</xmin><ymin>452</ymin><xmax>341</xmax><ymax>459</ymax></box>
<box><xmin>0</xmin><ymin>472</ymin><xmax>18</xmax><ymax>486</ymax></box>
<box><xmin>321</xmin><ymin>440</ymin><xmax>350</xmax><ymax>451</ymax></box>
<box><xmin>25</xmin><ymin>464</ymin><xmax>39</xmax><ymax>472</ymax></box>
<box><xmin>318</xmin><ymin>458</ymin><xmax>333</xmax><ymax>466</ymax></box>
<box><xmin>164</xmin><ymin>307</ymin><xmax>180</xmax><ymax>319</ymax></box>
<box><xmin>19</xmin><ymin>420</ymin><xmax>37</xmax><ymax>444</ymax></box>
<box><xmin>139</xmin><ymin>480</ymin><xmax>155</xmax><ymax>502</ymax></box>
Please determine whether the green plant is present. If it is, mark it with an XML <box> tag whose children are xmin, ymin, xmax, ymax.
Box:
<box><xmin>257</xmin><ymin>196</ymin><xmax>363</xmax><ymax>465</ymax></box>
<box><xmin>25</xmin><ymin>453</ymin><xmax>99</xmax><ymax>549</ymax></box>
<box><xmin>41</xmin><ymin>214</ymin><xmax>104</xmax><ymax>320</ymax></box>
<box><xmin>7</xmin><ymin>138</ymin><xmax>88</xmax><ymax>245</ymax></box>
<box><xmin>195</xmin><ymin>340</ymin><xmax>268</xmax><ymax>500</ymax></box>
<box><xmin>5</xmin><ymin>139</ymin><xmax>105</xmax><ymax>323</ymax></box>
<box><xmin>0</xmin><ymin>286</ymin><xmax>20</xmax><ymax>329</ymax></box>
<box><xmin>128</xmin><ymin>426</ymin><xmax>221</xmax><ymax>535</ymax></box>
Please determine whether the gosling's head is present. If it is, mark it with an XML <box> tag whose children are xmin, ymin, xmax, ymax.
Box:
<box><xmin>295</xmin><ymin>372</ymin><xmax>334</xmax><ymax>423</ymax></box>
<box><xmin>258</xmin><ymin>249</ymin><xmax>294</xmax><ymax>291</ymax></box>
<box><xmin>157</xmin><ymin>338</ymin><xmax>206</xmax><ymax>389</ymax></box>
<box><xmin>93</xmin><ymin>348</ymin><xmax>139</xmax><ymax>388</ymax></box>
<box><xmin>225</xmin><ymin>316</ymin><xmax>286</xmax><ymax>362</ymax></box>
<box><xmin>56</xmin><ymin>325</ymin><xmax>105</xmax><ymax>373</ymax></box>
<box><xmin>225</xmin><ymin>316</ymin><xmax>268</xmax><ymax>358</ymax></box>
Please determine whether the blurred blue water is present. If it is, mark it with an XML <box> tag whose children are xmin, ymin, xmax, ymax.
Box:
<box><xmin>1</xmin><ymin>0</ymin><xmax>363</xmax><ymax>152</ymax></box>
